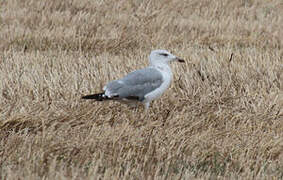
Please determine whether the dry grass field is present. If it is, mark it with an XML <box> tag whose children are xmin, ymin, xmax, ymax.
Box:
<box><xmin>1</xmin><ymin>0</ymin><xmax>283</xmax><ymax>179</ymax></box>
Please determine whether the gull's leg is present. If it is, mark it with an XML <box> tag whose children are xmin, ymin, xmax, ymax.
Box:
<box><xmin>137</xmin><ymin>102</ymin><xmax>150</xmax><ymax>123</ymax></box>
<box><xmin>144</xmin><ymin>102</ymin><xmax>150</xmax><ymax>112</ymax></box>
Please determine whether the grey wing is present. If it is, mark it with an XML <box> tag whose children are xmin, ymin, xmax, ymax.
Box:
<box><xmin>105</xmin><ymin>68</ymin><xmax>163</xmax><ymax>101</ymax></box>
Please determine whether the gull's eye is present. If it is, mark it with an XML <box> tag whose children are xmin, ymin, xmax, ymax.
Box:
<box><xmin>159</xmin><ymin>53</ymin><xmax>168</xmax><ymax>57</ymax></box>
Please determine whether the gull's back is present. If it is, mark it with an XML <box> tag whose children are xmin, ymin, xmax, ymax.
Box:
<box><xmin>104</xmin><ymin>67</ymin><xmax>163</xmax><ymax>101</ymax></box>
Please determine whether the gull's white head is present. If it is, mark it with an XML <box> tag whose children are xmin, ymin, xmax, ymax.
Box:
<box><xmin>149</xmin><ymin>49</ymin><xmax>185</xmax><ymax>66</ymax></box>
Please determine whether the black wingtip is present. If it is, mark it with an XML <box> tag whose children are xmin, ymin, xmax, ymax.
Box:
<box><xmin>81</xmin><ymin>93</ymin><xmax>104</xmax><ymax>101</ymax></box>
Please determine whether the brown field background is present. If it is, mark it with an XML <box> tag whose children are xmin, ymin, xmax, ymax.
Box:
<box><xmin>0</xmin><ymin>0</ymin><xmax>283</xmax><ymax>179</ymax></box>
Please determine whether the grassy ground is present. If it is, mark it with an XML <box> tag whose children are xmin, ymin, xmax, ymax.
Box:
<box><xmin>0</xmin><ymin>0</ymin><xmax>283</xmax><ymax>179</ymax></box>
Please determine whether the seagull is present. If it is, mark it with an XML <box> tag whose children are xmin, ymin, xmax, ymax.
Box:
<box><xmin>82</xmin><ymin>49</ymin><xmax>185</xmax><ymax>110</ymax></box>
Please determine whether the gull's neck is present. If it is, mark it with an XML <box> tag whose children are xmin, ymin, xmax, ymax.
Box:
<box><xmin>150</xmin><ymin>62</ymin><xmax>173</xmax><ymax>94</ymax></box>
<box><xmin>151</xmin><ymin>62</ymin><xmax>172</xmax><ymax>75</ymax></box>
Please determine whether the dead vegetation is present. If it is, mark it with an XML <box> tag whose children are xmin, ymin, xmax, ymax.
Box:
<box><xmin>0</xmin><ymin>0</ymin><xmax>282</xmax><ymax>179</ymax></box>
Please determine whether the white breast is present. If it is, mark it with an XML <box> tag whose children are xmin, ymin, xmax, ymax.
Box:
<box><xmin>144</xmin><ymin>64</ymin><xmax>172</xmax><ymax>103</ymax></box>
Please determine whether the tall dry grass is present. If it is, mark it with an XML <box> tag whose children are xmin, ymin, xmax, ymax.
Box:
<box><xmin>0</xmin><ymin>0</ymin><xmax>283</xmax><ymax>179</ymax></box>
